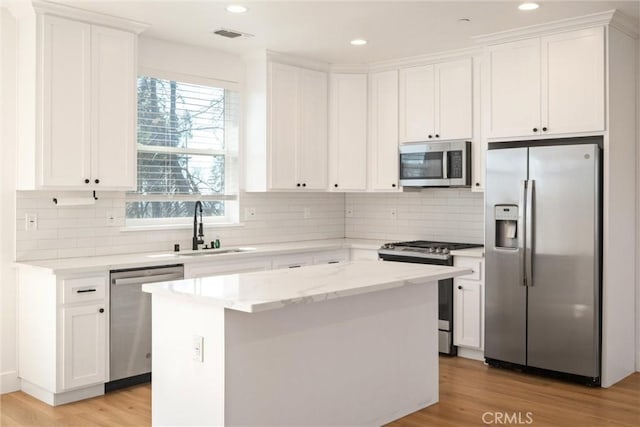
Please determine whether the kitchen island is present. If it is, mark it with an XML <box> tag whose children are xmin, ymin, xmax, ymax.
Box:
<box><xmin>142</xmin><ymin>261</ymin><xmax>471</xmax><ymax>426</ymax></box>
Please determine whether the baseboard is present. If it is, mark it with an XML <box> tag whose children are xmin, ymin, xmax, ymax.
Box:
<box><xmin>21</xmin><ymin>380</ymin><xmax>104</xmax><ymax>406</ymax></box>
<box><xmin>457</xmin><ymin>347</ymin><xmax>485</xmax><ymax>361</ymax></box>
<box><xmin>0</xmin><ymin>371</ymin><xmax>20</xmax><ymax>394</ymax></box>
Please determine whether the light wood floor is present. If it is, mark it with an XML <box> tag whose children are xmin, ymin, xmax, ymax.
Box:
<box><xmin>2</xmin><ymin>357</ymin><xmax>639</xmax><ymax>426</ymax></box>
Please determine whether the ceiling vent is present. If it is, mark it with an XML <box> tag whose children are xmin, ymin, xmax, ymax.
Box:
<box><xmin>212</xmin><ymin>28</ymin><xmax>254</xmax><ymax>39</ymax></box>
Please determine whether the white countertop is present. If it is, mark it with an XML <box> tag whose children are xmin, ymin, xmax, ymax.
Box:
<box><xmin>142</xmin><ymin>261</ymin><xmax>472</xmax><ymax>313</ymax></box>
<box><xmin>14</xmin><ymin>238</ymin><xmax>387</xmax><ymax>274</ymax></box>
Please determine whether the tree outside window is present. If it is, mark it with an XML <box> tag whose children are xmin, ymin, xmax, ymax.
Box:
<box><xmin>126</xmin><ymin>76</ymin><xmax>238</xmax><ymax>225</ymax></box>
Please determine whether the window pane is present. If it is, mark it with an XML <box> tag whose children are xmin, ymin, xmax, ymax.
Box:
<box><xmin>126</xmin><ymin>201</ymin><xmax>225</xmax><ymax>219</ymax></box>
<box><xmin>137</xmin><ymin>77</ymin><xmax>225</xmax><ymax>151</ymax></box>
<box><xmin>136</xmin><ymin>152</ymin><xmax>225</xmax><ymax>195</ymax></box>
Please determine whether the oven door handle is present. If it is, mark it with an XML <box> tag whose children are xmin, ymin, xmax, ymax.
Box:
<box><xmin>442</xmin><ymin>150</ymin><xmax>448</xmax><ymax>179</ymax></box>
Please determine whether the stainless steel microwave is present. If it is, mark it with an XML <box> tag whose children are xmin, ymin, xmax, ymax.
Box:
<box><xmin>399</xmin><ymin>141</ymin><xmax>471</xmax><ymax>187</ymax></box>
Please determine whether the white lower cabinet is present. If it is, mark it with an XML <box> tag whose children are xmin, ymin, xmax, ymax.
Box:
<box><xmin>453</xmin><ymin>256</ymin><xmax>485</xmax><ymax>358</ymax></box>
<box><xmin>453</xmin><ymin>279</ymin><xmax>482</xmax><ymax>349</ymax></box>
<box><xmin>62</xmin><ymin>303</ymin><xmax>107</xmax><ymax>390</ymax></box>
<box><xmin>272</xmin><ymin>253</ymin><xmax>315</xmax><ymax>269</ymax></box>
<box><xmin>312</xmin><ymin>249</ymin><xmax>350</xmax><ymax>265</ymax></box>
<box><xmin>18</xmin><ymin>270</ymin><xmax>108</xmax><ymax>406</ymax></box>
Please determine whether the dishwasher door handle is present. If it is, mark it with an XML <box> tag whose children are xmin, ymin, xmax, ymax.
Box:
<box><xmin>112</xmin><ymin>273</ymin><xmax>183</xmax><ymax>286</ymax></box>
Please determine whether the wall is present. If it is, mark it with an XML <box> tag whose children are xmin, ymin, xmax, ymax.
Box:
<box><xmin>1</xmin><ymin>8</ymin><xmax>19</xmax><ymax>393</ymax></box>
<box><xmin>344</xmin><ymin>190</ymin><xmax>484</xmax><ymax>243</ymax></box>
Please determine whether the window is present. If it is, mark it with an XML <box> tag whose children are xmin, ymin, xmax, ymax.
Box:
<box><xmin>126</xmin><ymin>76</ymin><xmax>239</xmax><ymax>226</ymax></box>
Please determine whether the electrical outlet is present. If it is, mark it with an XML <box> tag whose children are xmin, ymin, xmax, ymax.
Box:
<box><xmin>244</xmin><ymin>207</ymin><xmax>256</xmax><ymax>221</ymax></box>
<box><xmin>193</xmin><ymin>335</ymin><xmax>204</xmax><ymax>363</ymax></box>
<box><xmin>303</xmin><ymin>207</ymin><xmax>311</xmax><ymax>219</ymax></box>
<box><xmin>389</xmin><ymin>208</ymin><xmax>397</xmax><ymax>220</ymax></box>
<box><xmin>25</xmin><ymin>213</ymin><xmax>38</xmax><ymax>231</ymax></box>
<box><xmin>345</xmin><ymin>207</ymin><xmax>354</xmax><ymax>218</ymax></box>
<box><xmin>106</xmin><ymin>211</ymin><xmax>116</xmax><ymax>226</ymax></box>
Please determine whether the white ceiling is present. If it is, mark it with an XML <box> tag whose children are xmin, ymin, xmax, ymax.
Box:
<box><xmin>49</xmin><ymin>1</ymin><xmax>640</xmax><ymax>64</ymax></box>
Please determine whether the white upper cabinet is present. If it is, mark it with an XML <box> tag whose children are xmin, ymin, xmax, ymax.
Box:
<box><xmin>245</xmin><ymin>59</ymin><xmax>328</xmax><ymax>191</ymax></box>
<box><xmin>486</xmin><ymin>38</ymin><xmax>541</xmax><ymax>139</ymax></box>
<box><xmin>399</xmin><ymin>65</ymin><xmax>435</xmax><ymax>143</ymax></box>
<box><xmin>399</xmin><ymin>58</ymin><xmax>472</xmax><ymax>143</ymax></box>
<box><xmin>41</xmin><ymin>16</ymin><xmax>92</xmax><ymax>188</ymax></box>
<box><xmin>435</xmin><ymin>58</ymin><xmax>473</xmax><ymax>141</ymax></box>
<box><xmin>298</xmin><ymin>68</ymin><xmax>329</xmax><ymax>190</ymax></box>
<box><xmin>269</xmin><ymin>62</ymin><xmax>300</xmax><ymax>190</ymax></box>
<box><xmin>368</xmin><ymin>70</ymin><xmax>400</xmax><ymax>191</ymax></box>
<box><xmin>18</xmin><ymin>11</ymin><xmax>141</xmax><ymax>190</ymax></box>
<box><xmin>329</xmin><ymin>73</ymin><xmax>368</xmax><ymax>191</ymax></box>
<box><xmin>487</xmin><ymin>27</ymin><xmax>604</xmax><ymax>139</ymax></box>
<box><xmin>541</xmin><ymin>27</ymin><xmax>605</xmax><ymax>136</ymax></box>
<box><xmin>90</xmin><ymin>25</ymin><xmax>136</xmax><ymax>188</ymax></box>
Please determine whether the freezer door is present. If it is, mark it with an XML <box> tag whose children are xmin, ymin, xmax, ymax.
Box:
<box><xmin>485</xmin><ymin>147</ymin><xmax>528</xmax><ymax>365</ymax></box>
<box><xmin>527</xmin><ymin>144</ymin><xmax>600</xmax><ymax>378</ymax></box>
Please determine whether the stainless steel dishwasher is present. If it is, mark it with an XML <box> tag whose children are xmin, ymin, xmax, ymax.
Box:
<box><xmin>107</xmin><ymin>264</ymin><xmax>184</xmax><ymax>391</ymax></box>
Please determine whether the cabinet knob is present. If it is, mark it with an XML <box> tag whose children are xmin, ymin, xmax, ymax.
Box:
<box><xmin>475</xmin><ymin>183</ymin><xmax>480</xmax><ymax>187</ymax></box>
<box><xmin>392</xmin><ymin>183</ymin><xmax>396</xmax><ymax>188</ymax></box>
<box><xmin>334</xmin><ymin>184</ymin><xmax>338</xmax><ymax>188</ymax></box>
<box><xmin>94</xmin><ymin>179</ymin><xmax>100</xmax><ymax>184</ymax></box>
<box><xmin>533</xmin><ymin>127</ymin><xmax>538</xmax><ymax>132</ymax></box>
<box><xmin>99</xmin><ymin>308</ymin><xmax>104</xmax><ymax>313</ymax></box>
<box><xmin>435</xmin><ymin>134</ymin><xmax>440</xmax><ymax>138</ymax></box>
<box><xmin>457</xmin><ymin>286</ymin><xmax>462</xmax><ymax>290</ymax></box>
<box><xmin>84</xmin><ymin>179</ymin><xmax>90</xmax><ymax>184</ymax></box>
<box><xmin>302</xmin><ymin>183</ymin><xmax>306</xmax><ymax>187</ymax></box>
<box><xmin>542</xmin><ymin>127</ymin><xmax>548</xmax><ymax>132</ymax></box>
<box><xmin>428</xmin><ymin>135</ymin><xmax>433</xmax><ymax>139</ymax></box>
<box><xmin>297</xmin><ymin>183</ymin><xmax>301</xmax><ymax>187</ymax></box>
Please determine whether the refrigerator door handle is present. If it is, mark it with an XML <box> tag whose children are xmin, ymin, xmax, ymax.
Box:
<box><xmin>525</xmin><ymin>179</ymin><xmax>535</xmax><ymax>287</ymax></box>
<box><xmin>519</xmin><ymin>180</ymin><xmax>527</xmax><ymax>286</ymax></box>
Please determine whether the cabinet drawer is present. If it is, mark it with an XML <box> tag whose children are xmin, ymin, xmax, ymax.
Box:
<box><xmin>272</xmin><ymin>253</ymin><xmax>314</xmax><ymax>270</ymax></box>
<box><xmin>62</xmin><ymin>276</ymin><xmax>106</xmax><ymax>304</ymax></box>
<box><xmin>454</xmin><ymin>258</ymin><xmax>482</xmax><ymax>281</ymax></box>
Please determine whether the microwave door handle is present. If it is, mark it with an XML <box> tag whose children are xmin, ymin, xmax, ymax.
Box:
<box><xmin>442</xmin><ymin>151</ymin><xmax>448</xmax><ymax>179</ymax></box>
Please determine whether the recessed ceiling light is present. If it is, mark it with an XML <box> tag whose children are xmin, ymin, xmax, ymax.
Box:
<box><xmin>518</xmin><ymin>2</ymin><xmax>540</xmax><ymax>11</ymax></box>
<box><xmin>350</xmin><ymin>39</ymin><xmax>367</xmax><ymax>46</ymax></box>
<box><xmin>226</xmin><ymin>4</ymin><xmax>248</xmax><ymax>14</ymax></box>
<box><xmin>458</xmin><ymin>18</ymin><xmax>471</xmax><ymax>23</ymax></box>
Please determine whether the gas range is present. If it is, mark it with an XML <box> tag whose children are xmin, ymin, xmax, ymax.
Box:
<box><xmin>378</xmin><ymin>240</ymin><xmax>482</xmax><ymax>262</ymax></box>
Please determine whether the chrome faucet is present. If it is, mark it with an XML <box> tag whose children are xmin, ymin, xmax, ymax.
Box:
<box><xmin>192</xmin><ymin>201</ymin><xmax>205</xmax><ymax>250</ymax></box>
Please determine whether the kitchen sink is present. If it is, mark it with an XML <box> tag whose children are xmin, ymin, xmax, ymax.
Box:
<box><xmin>178</xmin><ymin>247</ymin><xmax>256</xmax><ymax>257</ymax></box>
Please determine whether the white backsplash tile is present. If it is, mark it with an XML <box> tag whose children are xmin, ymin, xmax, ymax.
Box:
<box><xmin>15</xmin><ymin>188</ymin><xmax>484</xmax><ymax>261</ymax></box>
<box><xmin>345</xmin><ymin>189</ymin><xmax>485</xmax><ymax>244</ymax></box>
<box><xmin>15</xmin><ymin>191</ymin><xmax>345</xmax><ymax>261</ymax></box>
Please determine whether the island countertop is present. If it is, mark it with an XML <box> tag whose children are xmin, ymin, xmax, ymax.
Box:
<box><xmin>142</xmin><ymin>260</ymin><xmax>472</xmax><ymax>313</ymax></box>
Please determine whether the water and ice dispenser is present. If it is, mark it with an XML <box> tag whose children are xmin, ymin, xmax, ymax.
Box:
<box><xmin>494</xmin><ymin>205</ymin><xmax>519</xmax><ymax>249</ymax></box>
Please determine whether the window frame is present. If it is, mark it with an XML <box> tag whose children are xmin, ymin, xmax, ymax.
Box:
<box><xmin>125</xmin><ymin>68</ymin><xmax>240</xmax><ymax>227</ymax></box>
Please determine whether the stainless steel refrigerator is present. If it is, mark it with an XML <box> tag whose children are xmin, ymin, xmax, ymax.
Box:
<box><xmin>485</xmin><ymin>137</ymin><xmax>601</xmax><ymax>385</ymax></box>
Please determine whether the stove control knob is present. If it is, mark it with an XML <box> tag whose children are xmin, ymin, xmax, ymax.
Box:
<box><xmin>435</xmin><ymin>248</ymin><xmax>443</xmax><ymax>254</ymax></box>
<box><xmin>428</xmin><ymin>247</ymin><xmax>435</xmax><ymax>253</ymax></box>
<box><xmin>442</xmin><ymin>248</ymin><xmax>450</xmax><ymax>254</ymax></box>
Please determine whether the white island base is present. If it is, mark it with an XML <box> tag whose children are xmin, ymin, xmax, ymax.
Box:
<box><xmin>145</xmin><ymin>262</ymin><xmax>470</xmax><ymax>426</ymax></box>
